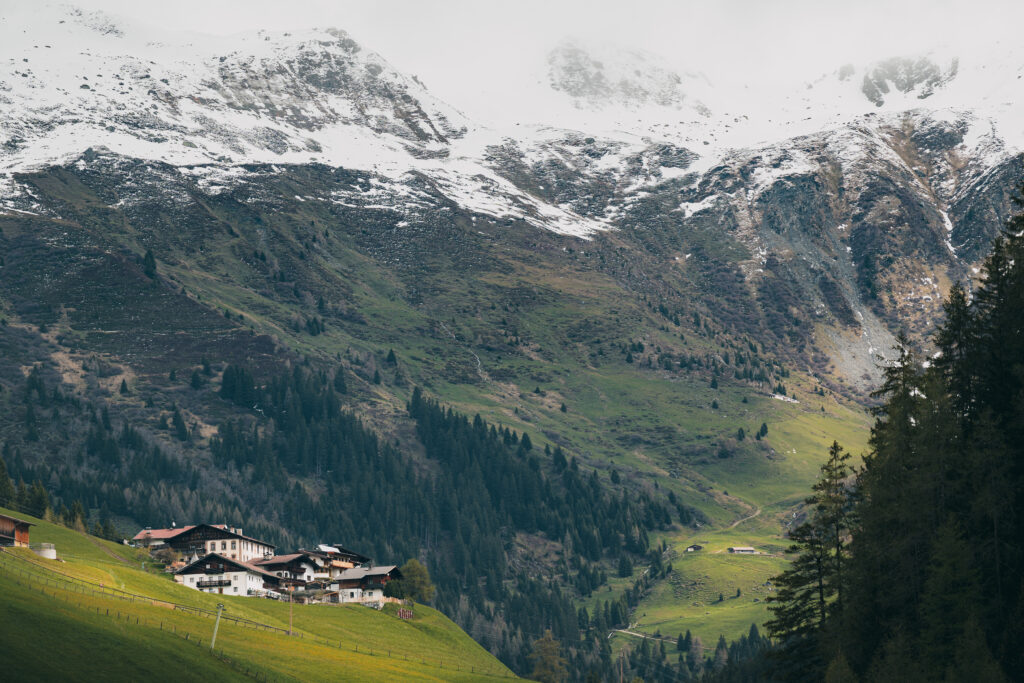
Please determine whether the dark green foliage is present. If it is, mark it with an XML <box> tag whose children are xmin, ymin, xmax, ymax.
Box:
<box><xmin>332</xmin><ymin>369</ymin><xmax>347</xmax><ymax>395</ymax></box>
<box><xmin>393</xmin><ymin>558</ymin><xmax>435</xmax><ymax>604</ymax></box>
<box><xmin>118</xmin><ymin>379</ymin><xmax>128</xmax><ymax>395</ymax></box>
<box><xmin>142</xmin><ymin>249</ymin><xmax>156</xmax><ymax>278</ymax></box>
<box><xmin>171</xmin><ymin>407</ymin><xmax>188</xmax><ymax>441</ymax></box>
<box><xmin>219</xmin><ymin>364</ymin><xmax>257</xmax><ymax>407</ymax></box>
<box><xmin>771</xmin><ymin>187</ymin><xmax>1024</xmax><ymax>680</ymax></box>
<box><xmin>205</xmin><ymin>376</ymin><xmax>670</xmax><ymax>674</ymax></box>
<box><xmin>765</xmin><ymin>440</ymin><xmax>853</xmax><ymax>679</ymax></box>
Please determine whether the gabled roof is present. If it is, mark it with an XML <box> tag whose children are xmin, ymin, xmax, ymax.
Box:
<box><xmin>304</xmin><ymin>544</ymin><xmax>371</xmax><ymax>564</ymax></box>
<box><xmin>0</xmin><ymin>513</ymin><xmax>34</xmax><ymax>527</ymax></box>
<box><xmin>169</xmin><ymin>523</ymin><xmax>275</xmax><ymax>549</ymax></box>
<box><xmin>174</xmin><ymin>553</ymin><xmax>280</xmax><ymax>580</ymax></box>
<box><xmin>335</xmin><ymin>565</ymin><xmax>400</xmax><ymax>581</ymax></box>
<box><xmin>254</xmin><ymin>553</ymin><xmax>319</xmax><ymax>567</ymax></box>
<box><xmin>132</xmin><ymin>526</ymin><xmax>192</xmax><ymax>541</ymax></box>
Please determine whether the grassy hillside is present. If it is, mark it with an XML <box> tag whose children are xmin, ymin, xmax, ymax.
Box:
<box><xmin>0</xmin><ymin>508</ymin><xmax>515</xmax><ymax>682</ymax></box>
<box><xmin>605</xmin><ymin>402</ymin><xmax>872</xmax><ymax>652</ymax></box>
<box><xmin>0</xmin><ymin>158</ymin><xmax>879</xmax><ymax>676</ymax></box>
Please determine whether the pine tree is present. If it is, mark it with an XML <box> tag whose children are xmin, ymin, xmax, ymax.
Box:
<box><xmin>713</xmin><ymin>635</ymin><xmax>729</xmax><ymax>671</ymax></box>
<box><xmin>688</xmin><ymin>636</ymin><xmax>704</xmax><ymax>675</ymax></box>
<box><xmin>823</xmin><ymin>651</ymin><xmax>857</xmax><ymax>683</ymax></box>
<box><xmin>171</xmin><ymin>408</ymin><xmax>189</xmax><ymax>441</ymax></box>
<box><xmin>142</xmin><ymin>249</ymin><xmax>157</xmax><ymax>278</ymax></box>
<box><xmin>528</xmin><ymin>630</ymin><xmax>568</xmax><ymax>683</ymax></box>
<box><xmin>0</xmin><ymin>450</ymin><xmax>15</xmax><ymax>505</ymax></box>
<box><xmin>766</xmin><ymin>440</ymin><xmax>854</xmax><ymax>678</ymax></box>
<box><xmin>917</xmin><ymin>519</ymin><xmax>980</xmax><ymax>673</ymax></box>
<box><xmin>333</xmin><ymin>369</ymin><xmax>347</xmax><ymax>394</ymax></box>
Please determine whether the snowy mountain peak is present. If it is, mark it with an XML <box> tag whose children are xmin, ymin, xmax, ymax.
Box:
<box><xmin>856</xmin><ymin>55</ymin><xmax>960</xmax><ymax>107</ymax></box>
<box><xmin>0</xmin><ymin>2</ymin><xmax>467</xmax><ymax>173</ymax></box>
<box><xmin>546</xmin><ymin>40</ymin><xmax>711</xmax><ymax>116</ymax></box>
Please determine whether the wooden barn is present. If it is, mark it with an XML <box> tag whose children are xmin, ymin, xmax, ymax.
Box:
<box><xmin>0</xmin><ymin>513</ymin><xmax>33</xmax><ymax>547</ymax></box>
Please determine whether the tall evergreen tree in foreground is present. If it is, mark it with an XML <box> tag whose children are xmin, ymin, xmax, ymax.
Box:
<box><xmin>765</xmin><ymin>441</ymin><xmax>853</xmax><ymax>680</ymax></box>
<box><xmin>769</xmin><ymin>183</ymin><xmax>1024</xmax><ymax>681</ymax></box>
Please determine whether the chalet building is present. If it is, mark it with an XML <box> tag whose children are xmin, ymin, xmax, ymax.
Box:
<box><xmin>132</xmin><ymin>525</ymin><xmax>194</xmax><ymax>550</ymax></box>
<box><xmin>174</xmin><ymin>553</ymin><xmax>281</xmax><ymax>596</ymax></box>
<box><xmin>728</xmin><ymin>546</ymin><xmax>757</xmax><ymax>554</ymax></box>
<box><xmin>301</xmin><ymin>544</ymin><xmax>372</xmax><ymax>581</ymax></box>
<box><xmin>132</xmin><ymin>523</ymin><xmax>274</xmax><ymax>563</ymax></box>
<box><xmin>685</xmin><ymin>544</ymin><xmax>704</xmax><ymax>552</ymax></box>
<box><xmin>254</xmin><ymin>553</ymin><xmax>321</xmax><ymax>586</ymax></box>
<box><xmin>0</xmin><ymin>513</ymin><xmax>32</xmax><ymax>547</ymax></box>
<box><xmin>331</xmin><ymin>565</ymin><xmax>402</xmax><ymax>605</ymax></box>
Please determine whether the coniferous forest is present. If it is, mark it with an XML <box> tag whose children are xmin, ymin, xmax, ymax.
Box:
<box><xmin>5</xmin><ymin>191</ymin><xmax>1024</xmax><ymax>681</ymax></box>
<box><xmin>761</xmin><ymin>187</ymin><xmax>1024</xmax><ymax>682</ymax></box>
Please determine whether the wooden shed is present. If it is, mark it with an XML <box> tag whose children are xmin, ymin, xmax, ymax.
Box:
<box><xmin>0</xmin><ymin>513</ymin><xmax>33</xmax><ymax>547</ymax></box>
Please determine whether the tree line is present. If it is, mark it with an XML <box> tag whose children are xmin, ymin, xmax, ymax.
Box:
<box><xmin>763</xmin><ymin>187</ymin><xmax>1024</xmax><ymax>681</ymax></box>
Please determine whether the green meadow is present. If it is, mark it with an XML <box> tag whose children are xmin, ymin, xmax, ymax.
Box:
<box><xmin>0</xmin><ymin>508</ymin><xmax>514</xmax><ymax>682</ymax></box>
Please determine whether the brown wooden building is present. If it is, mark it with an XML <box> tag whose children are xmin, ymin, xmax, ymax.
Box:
<box><xmin>0</xmin><ymin>513</ymin><xmax>32</xmax><ymax>547</ymax></box>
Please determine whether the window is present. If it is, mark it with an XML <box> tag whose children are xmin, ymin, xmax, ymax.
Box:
<box><xmin>189</xmin><ymin>577</ymin><xmax>194</xmax><ymax>583</ymax></box>
<box><xmin>234</xmin><ymin>587</ymin><xmax>238</xmax><ymax>593</ymax></box>
<box><xmin>221</xmin><ymin>541</ymin><xmax>226</xmax><ymax>551</ymax></box>
<box><xmin>231</xmin><ymin>541</ymin><xmax>236</xmax><ymax>550</ymax></box>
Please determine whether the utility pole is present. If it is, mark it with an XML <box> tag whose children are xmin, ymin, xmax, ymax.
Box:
<box><xmin>211</xmin><ymin>603</ymin><xmax>225</xmax><ymax>651</ymax></box>
<box><xmin>289</xmin><ymin>595</ymin><xmax>293</xmax><ymax>636</ymax></box>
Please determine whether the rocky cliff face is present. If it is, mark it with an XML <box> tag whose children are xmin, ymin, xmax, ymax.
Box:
<box><xmin>2</xmin><ymin>4</ymin><xmax>1023</xmax><ymax>397</ymax></box>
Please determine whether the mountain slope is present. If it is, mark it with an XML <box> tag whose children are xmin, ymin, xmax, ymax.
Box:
<box><xmin>2</xmin><ymin>4</ymin><xmax>1023</xmax><ymax>677</ymax></box>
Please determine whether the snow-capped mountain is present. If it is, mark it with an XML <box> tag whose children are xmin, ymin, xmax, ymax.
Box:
<box><xmin>0</xmin><ymin>4</ymin><xmax>610</xmax><ymax>236</ymax></box>
<box><xmin>3</xmin><ymin>4</ymin><xmax>1022</xmax><ymax>242</ymax></box>
<box><xmin>3</xmin><ymin>4</ymin><xmax>1024</xmax><ymax>384</ymax></box>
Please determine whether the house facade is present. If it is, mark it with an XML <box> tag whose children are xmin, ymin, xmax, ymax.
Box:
<box><xmin>727</xmin><ymin>546</ymin><xmax>757</xmax><ymax>554</ymax></box>
<box><xmin>254</xmin><ymin>553</ymin><xmax>321</xmax><ymax>587</ymax></box>
<box><xmin>174</xmin><ymin>553</ymin><xmax>280</xmax><ymax>596</ymax></box>
<box><xmin>331</xmin><ymin>565</ymin><xmax>402</xmax><ymax>605</ymax></box>
<box><xmin>133</xmin><ymin>523</ymin><xmax>275</xmax><ymax>563</ymax></box>
<box><xmin>0</xmin><ymin>513</ymin><xmax>32</xmax><ymax>547</ymax></box>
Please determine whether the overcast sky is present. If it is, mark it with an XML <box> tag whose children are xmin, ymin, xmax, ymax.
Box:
<box><xmin>64</xmin><ymin>0</ymin><xmax>1024</xmax><ymax>123</ymax></box>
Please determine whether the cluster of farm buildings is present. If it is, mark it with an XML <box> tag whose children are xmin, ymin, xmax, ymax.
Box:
<box><xmin>132</xmin><ymin>523</ymin><xmax>402</xmax><ymax>606</ymax></box>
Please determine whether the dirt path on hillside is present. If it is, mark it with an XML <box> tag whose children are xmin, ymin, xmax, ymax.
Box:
<box><xmin>610</xmin><ymin>628</ymin><xmax>676</xmax><ymax>642</ymax></box>
<box><xmin>83</xmin><ymin>533</ymin><xmax>131</xmax><ymax>564</ymax></box>
<box><xmin>727</xmin><ymin>505</ymin><xmax>762</xmax><ymax>530</ymax></box>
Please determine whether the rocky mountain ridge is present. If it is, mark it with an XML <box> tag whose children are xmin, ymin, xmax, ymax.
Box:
<box><xmin>2</xmin><ymin>3</ymin><xmax>1023</xmax><ymax>391</ymax></box>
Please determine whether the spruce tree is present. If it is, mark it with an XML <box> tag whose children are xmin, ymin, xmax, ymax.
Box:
<box><xmin>0</xmin><ymin>450</ymin><xmax>15</xmax><ymax>505</ymax></box>
<box><xmin>142</xmin><ymin>249</ymin><xmax>157</xmax><ymax>278</ymax></box>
